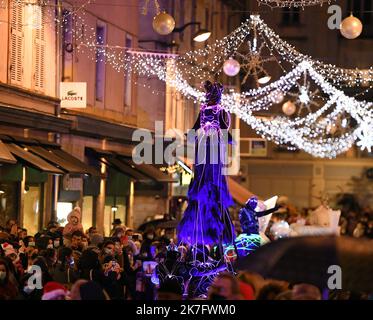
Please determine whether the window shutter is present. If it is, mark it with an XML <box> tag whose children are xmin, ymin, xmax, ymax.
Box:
<box><xmin>33</xmin><ymin>5</ymin><xmax>46</xmax><ymax>91</ymax></box>
<box><xmin>10</xmin><ymin>1</ymin><xmax>24</xmax><ymax>85</ymax></box>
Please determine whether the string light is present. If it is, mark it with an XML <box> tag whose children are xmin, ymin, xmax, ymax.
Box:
<box><xmin>56</xmin><ymin>10</ymin><xmax>372</xmax><ymax>158</ymax></box>
<box><xmin>257</xmin><ymin>0</ymin><xmax>334</xmax><ymax>8</ymax></box>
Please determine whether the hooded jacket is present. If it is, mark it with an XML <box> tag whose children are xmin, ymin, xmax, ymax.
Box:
<box><xmin>63</xmin><ymin>207</ymin><xmax>84</xmax><ymax>237</ymax></box>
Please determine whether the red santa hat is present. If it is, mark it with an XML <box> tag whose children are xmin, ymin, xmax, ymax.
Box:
<box><xmin>1</xmin><ymin>242</ymin><xmax>16</xmax><ymax>257</ymax></box>
<box><xmin>239</xmin><ymin>281</ymin><xmax>255</xmax><ymax>300</ymax></box>
<box><xmin>42</xmin><ymin>282</ymin><xmax>69</xmax><ymax>300</ymax></box>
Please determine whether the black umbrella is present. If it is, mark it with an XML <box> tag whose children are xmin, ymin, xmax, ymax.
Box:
<box><xmin>235</xmin><ymin>235</ymin><xmax>373</xmax><ymax>293</ymax></box>
<box><xmin>138</xmin><ymin>218</ymin><xmax>179</xmax><ymax>231</ymax></box>
<box><xmin>138</xmin><ymin>218</ymin><xmax>168</xmax><ymax>232</ymax></box>
<box><xmin>157</xmin><ymin>219</ymin><xmax>178</xmax><ymax>229</ymax></box>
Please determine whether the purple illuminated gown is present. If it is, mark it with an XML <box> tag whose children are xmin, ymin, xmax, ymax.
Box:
<box><xmin>177</xmin><ymin>82</ymin><xmax>235</xmax><ymax>246</ymax></box>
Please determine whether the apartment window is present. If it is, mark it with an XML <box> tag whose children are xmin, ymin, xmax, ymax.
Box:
<box><xmin>124</xmin><ymin>34</ymin><xmax>133</xmax><ymax>109</ymax></box>
<box><xmin>33</xmin><ymin>5</ymin><xmax>46</xmax><ymax>91</ymax></box>
<box><xmin>10</xmin><ymin>1</ymin><xmax>46</xmax><ymax>91</ymax></box>
<box><xmin>348</xmin><ymin>0</ymin><xmax>373</xmax><ymax>37</ymax></box>
<box><xmin>62</xmin><ymin>9</ymin><xmax>73</xmax><ymax>81</ymax></box>
<box><xmin>95</xmin><ymin>22</ymin><xmax>106</xmax><ymax>102</ymax></box>
<box><xmin>10</xmin><ymin>1</ymin><xmax>24</xmax><ymax>86</ymax></box>
<box><xmin>282</xmin><ymin>7</ymin><xmax>300</xmax><ymax>25</ymax></box>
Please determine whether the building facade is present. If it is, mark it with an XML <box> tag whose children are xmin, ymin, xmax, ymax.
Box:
<box><xmin>0</xmin><ymin>0</ymin><xmax>244</xmax><ymax>235</ymax></box>
<box><xmin>0</xmin><ymin>0</ymin><xmax>174</xmax><ymax>235</ymax></box>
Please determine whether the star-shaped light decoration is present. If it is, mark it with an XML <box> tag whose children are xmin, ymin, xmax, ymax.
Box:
<box><xmin>288</xmin><ymin>72</ymin><xmax>320</xmax><ymax>116</ymax></box>
<box><xmin>356</xmin><ymin>122</ymin><xmax>373</xmax><ymax>153</ymax></box>
<box><xmin>237</xmin><ymin>41</ymin><xmax>276</xmax><ymax>87</ymax></box>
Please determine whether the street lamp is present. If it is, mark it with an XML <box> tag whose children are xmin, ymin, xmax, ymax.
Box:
<box><xmin>193</xmin><ymin>29</ymin><xmax>212</xmax><ymax>42</ymax></box>
<box><xmin>172</xmin><ymin>22</ymin><xmax>211</xmax><ymax>42</ymax></box>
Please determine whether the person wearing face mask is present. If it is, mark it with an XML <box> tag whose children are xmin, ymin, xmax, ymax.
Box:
<box><xmin>0</xmin><ymin>258</ymin><xmax>19</xmax><ymax>300</ymax></box>
<box><xmin>102</xmin><ymin>241</ymin><xmax>116</xmax><ymax>257</ymax></box>
<box><xmin>18</xmin><ymin>237</ymin><xmax>38</xmax><ymax>270</ymax></box>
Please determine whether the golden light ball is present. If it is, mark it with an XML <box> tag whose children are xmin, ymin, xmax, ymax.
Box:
<box><xmin>152</xmin><ymin>12</ymin><xmax>175</xmax><ymax>35</ymax></box>
<box><xmin>340</xmin><ymin>14</ymin><xmax>363</xmax><ymax>39</ymax></box>
<box><xmin>282</xmin><ymin>100</ymin><xmax>296</xmax><ymax>116</ymax></box>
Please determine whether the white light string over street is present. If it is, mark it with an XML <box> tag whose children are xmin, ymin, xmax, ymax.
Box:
<box><xmin>74</xmin><ymin>15</ymin><xmax>372</xmax><ymax>158</ymax></box>
<box><xmin>257</xmin><ymin>0</ymin><xmax>334</xmax><ymax>8</ymax></box>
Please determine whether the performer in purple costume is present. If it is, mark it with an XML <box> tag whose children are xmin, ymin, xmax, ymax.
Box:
<box><xmin>177</xmin><ymin>81</ymin><xmax>235</xmax><ymax>246</ymax></box>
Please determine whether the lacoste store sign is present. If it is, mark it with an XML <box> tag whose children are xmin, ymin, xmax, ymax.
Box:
<box><xmin>60</xmin><ymin>82</ymin><xmax>87</xmax><ymax>108</ymax></box>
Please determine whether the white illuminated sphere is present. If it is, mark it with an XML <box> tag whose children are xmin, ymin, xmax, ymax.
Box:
<box><xmin>340</xmin><ymin>15</ymin><xmax>363</xmax><ymax>39</ymax></box>
<box><xmin>282</xmin><ymin>100</ymin><xmax>296</xmax><ymax>116</ymax></box>
<box><xmin>223</xmin><ymin>58</ymin><xmax>241</xmax><ymax>77</ymax></box>
<box><xmin>270</xmin><ymin>90</ymin><xmax>284</xmax><ymax>104</ymax></box>
<box><xmin>270</xmin><ymin>221</ymin><xmax>290</xmax><ymax>240</ymax></box>
<box><xmin>152</xmin><ymin>12</ymin><xmax>175</xmax><ymax>35</ymax></box>
<box><xmin>326</xmin><ymin>123</ymin><xmax>337</xmax><ymax>135</ymax></box>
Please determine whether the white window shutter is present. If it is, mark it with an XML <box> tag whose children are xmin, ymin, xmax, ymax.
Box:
<box><xmin>33</xmin><ymin>5</ymin><xmax>46</xmax><ymax>91</ymax></box>
<box><xmin>10</xmin><ymin>1</ymin><xmax>24</xmax><ymax>85</ymax></box>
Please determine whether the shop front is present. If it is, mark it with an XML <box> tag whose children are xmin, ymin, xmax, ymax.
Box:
<box><xmin>0</xmin><ymin>135</ymin><xmax>99</xmax><ymax>233</ymax></box>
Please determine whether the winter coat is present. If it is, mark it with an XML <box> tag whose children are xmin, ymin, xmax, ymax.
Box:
<box><xmin>63</xmin><ymin>207</ymin><xmax>84</xmax><ymax>238</ymax></box>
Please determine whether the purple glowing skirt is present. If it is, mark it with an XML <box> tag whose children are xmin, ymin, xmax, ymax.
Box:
<box><xmin>177</xmin><ymin>135</ymin><xmax>235</xmax><ymax>245</ymax></box>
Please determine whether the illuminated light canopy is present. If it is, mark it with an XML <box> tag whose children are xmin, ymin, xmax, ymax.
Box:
<box><xmin>73</xmin><ymin>15</ymin><xmax>372</xmax><ymax>159</ymax></box>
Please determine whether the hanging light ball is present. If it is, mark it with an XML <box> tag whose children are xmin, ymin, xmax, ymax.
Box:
<box><xmin>270</xmin><ymin>220</ymin><xmax>290</xmax><ymax>240</ymax></box>
<box><xmin>270</xmin><ymin>90</ymin><xmax>284</xmax><ymax>104</ymax></box>
<box><xmin>282</xmin><ymin>100</ymin><xmax>296</xmax><ymax>116</ymax></box>
<box><xmin>340</xmin><ymin>14</ymin><xmax>363</xmax><ymax>39</ymax></box>
<box><xmin>223</xmin><ymin>57</ymin><xmax>241</xmax><ymax>77</ymax></box>
<box><xmin>152</xmin><ymin>11</ymin><xmax>175</xmax><ymax>35</ymax></box>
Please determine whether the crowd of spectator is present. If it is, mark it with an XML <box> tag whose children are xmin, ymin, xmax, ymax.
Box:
<box><xmin>0</xmin><ymin>202</ymin><xmax>372</xmax><ymax>301</ymax></box>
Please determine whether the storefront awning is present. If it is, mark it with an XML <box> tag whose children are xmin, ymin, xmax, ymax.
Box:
<box><xmin>5</xmin><ymin>143</ymin><xmax>64</xmax><ymax>174</ymax></box>
<box><xmin>122</xmin><ymin>158</ymin><xmax>176</xmax><ymax>183</ymax></box>
<box><xmin>104</xmin><ymin>157</ymin><xmax>150</xmax><ymax>182</ymax></box>
<box><xmin>227</xmin><ymin>177</ymin><xmax>255</xmax><ymax>206</ymax></box>
<box><xmin>26</xmin><ymin>145</ymin><xmax>100</xmax><ymax>176</ymax></box>
<box><xmin>0</xmin><ymin>139</ymin><xmax>17</xmax><ymax>164</ymax></box>
<box><xmin>87</xmin><ymin>147</ymin><xmax>177</xmax><ymax>183</ymax></box>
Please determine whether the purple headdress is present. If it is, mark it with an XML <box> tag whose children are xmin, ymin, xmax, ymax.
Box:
<box><xmin>204</xmin><ymin>80</ymin><xmax>224</xmax><ymax>105</ymax></box>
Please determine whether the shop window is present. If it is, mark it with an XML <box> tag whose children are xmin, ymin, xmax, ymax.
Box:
<box><xmin>23</xmin><ymin>184</ymin><xmax>42</xmax><ymax>236</ymax></box>
<box><xmin>104</xmin><ymin>196</ymin><xmax>127</xmax><ymax>236</ymax></box>
<box><xmin>57</xmin><ymin>202</ymin><xmax>73</xmax><ymax>226</ymax></box>
<box><xmin>82</xmin><ymin>196</ymin><xmax>93</xmax><ymax>232</ymax></box>
<box><xmin>0</xmin><ymin>183</ymin><xmax>18</xmax><ymax>228</ymax></box>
